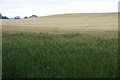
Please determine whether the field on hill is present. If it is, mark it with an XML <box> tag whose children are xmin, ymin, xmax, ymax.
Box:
<box><xmin>2</xmin><ymin>13</ymin><xmax>118</xmax><ymax>78</ymax></box>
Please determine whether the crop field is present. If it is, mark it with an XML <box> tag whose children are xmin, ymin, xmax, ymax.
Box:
<box><xmin>2</xmin><ymin>13</ymin><xmax>119</xmax><ymax>78</ymax></box>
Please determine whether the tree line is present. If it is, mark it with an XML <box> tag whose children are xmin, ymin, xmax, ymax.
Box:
<box><xmin>0</xmin><ymin>14</ymin><xmax>38</xmax><ymax>19</ymax></box>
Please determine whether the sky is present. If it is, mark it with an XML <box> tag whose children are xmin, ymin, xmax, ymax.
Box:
<box><xmin>0</xmin><ymin>0</ymin><xmax>119</xmax><ymax>18</ymax></box>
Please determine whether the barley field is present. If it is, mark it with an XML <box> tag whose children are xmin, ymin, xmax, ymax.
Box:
<box><xmin>2</xmin><ymin>13</ymin><xmax>119</xmax><ymax>78</ymax></box>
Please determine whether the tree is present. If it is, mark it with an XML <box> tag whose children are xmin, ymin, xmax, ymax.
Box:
<box><xmin>2</xmin><ymin>16</ymin><xmax>9</xmax><ymax>19</ymax></box>
<box><xmin>14</xmin><ymin>16</ymin><xmax>20</xmax><ymax>19</ymax></box>
<box><xmin>0</xmin><ymin>14</ymin><xmax>2</xmax><ymax>19</ymax></box>
<box><xmin>29</xmin><ymin>15</ymin><xmax>38</xmax><ymax>18</ymax></box>
<box><xmin>24</xmin><ymin>16</ymin><xmax>28</xmax><ymax>19</ymax></box>
<box><xmin>0</xmin><ymin>14</ymin><xmax>9</xmax><ymax>19</ymax></box>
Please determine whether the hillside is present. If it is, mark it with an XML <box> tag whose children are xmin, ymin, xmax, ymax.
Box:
<box><xmin>2</xmin><ymin>13</ymin><xmax>118</xmax><ymax>78</ymax></box>
<box><xmin>2</xmin><ymin>13</ymin><xmax>118</xmax><ymax>33</ymax></box>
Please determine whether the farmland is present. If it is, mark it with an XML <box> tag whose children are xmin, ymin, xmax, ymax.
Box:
<box><xmin>2</xmin><ymin>13</ymin><xmax>118</xmax><ymax>78</ymax></box>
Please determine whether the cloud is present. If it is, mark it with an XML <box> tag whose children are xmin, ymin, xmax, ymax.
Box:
<box><xmin>0</xmin><ymin>0</ymin><xmax>118</xmax><ymax>18</ymax></box>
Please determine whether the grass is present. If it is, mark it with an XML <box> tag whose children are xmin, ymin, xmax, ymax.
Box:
<box><xmin>2</xmin><ymin>31</ymin><xmax>118</xmax><ymax>78</ymax></box>
<box><xmin>2</xmin><ymin>13</ymin><xmax>118</xmax><ymax>78</ymax></box>
<box><xmin>2</xmin><ymin>13</ymin><xmax>117</xmax><ymax>33</ymax></box>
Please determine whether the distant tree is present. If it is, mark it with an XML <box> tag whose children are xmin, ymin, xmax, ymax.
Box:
<box><xmin>29</xmin><ymin>15</ymin><xmax>38</xmax><ymax>18</ymax></box>
<box><xmin>2</xmin><ymin>16</ymin><xmax>9</xmax><ymax>19</ymax></box>
<box><xmin>14</xmin><ymin>16</ymin><xmax>20</xmax><ymax>19</ymax></box>
<box><xmin>24</xmin><ymin>16</ymin><xmax>28</xmax><ymax>19</ymax></box>
<box><xmin>0</xmin><ymin>14</ymin><xmax>9</xmax><ymax>19</ymax></box>
<box><xmin>0</xmin><ymin>14</ymin><xmax>2</xmax><ymax>19</ymax></box>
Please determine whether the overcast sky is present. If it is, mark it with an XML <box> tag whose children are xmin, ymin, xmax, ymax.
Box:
<box><xmin>0</xmin><ymin>0</ymin><xmax>119</xmax><ymax>18</ymax></box>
